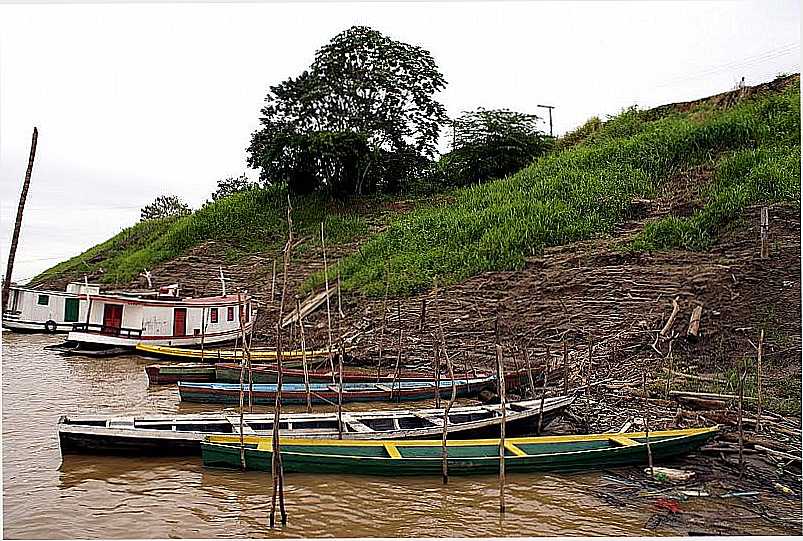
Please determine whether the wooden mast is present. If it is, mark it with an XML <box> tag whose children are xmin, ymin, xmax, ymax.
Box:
<box><xmin>2</xmin><ymin>127</ymin><xmax>38</xmax><ymax>309</ymax></box>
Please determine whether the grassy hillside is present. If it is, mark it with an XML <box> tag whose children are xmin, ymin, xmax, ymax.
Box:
<box><xmin>35</xmin><ymin>76</ymin><xmax>800</xmax><ymax>295</ymax></box>
<box><xmin>318</xmin><ymin>76</ymin><xmax>799</xmax><ymax>296</ymax></box>
<box><xmin>33</xmin><ymin>187</ymin><xmax>371</xmax><ymax>285</ymax></box>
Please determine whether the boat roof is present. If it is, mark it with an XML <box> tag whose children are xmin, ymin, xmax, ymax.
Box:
<box><xmin>86</xmin><ymin>293</ymin><xmax>250</xmax><ymax>307</ymax></box>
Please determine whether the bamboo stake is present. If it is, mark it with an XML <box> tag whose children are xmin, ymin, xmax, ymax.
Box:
<box><xmin>664</xmin><ymin>337</ymin><xmax>675</xmax><ymax>400</ymax></box>
<box><xmin>270</xmin><ymin>196</ymin><xmax>293</xmax><ymax>528</ymax></box>
<box><xmin>660</xmin><ymin>296</ymin><xmax>680</xmax><ymax>338</ymax></box>
<box><xmin>270</xmin><ymin>260</ymin><xmax>277</xmax><ymax>304</ymax></box>
<box><xmin>435</xmin><ymin>278</ymin><xmax>457</xmax><ymax>485</ymax></box>
<box><xmin>392</xmin><ymin>300</ymin><xmax>402</xmax><ymax>402</ymax></box>
<box><xmin>296</xmin><ymin>296</ymin><xmax>312</xmax><ymax>414</ymax></box>
<box><xmin>337</xmin><ymin>268</ymin><xmax>345</xmax><ymax>319</ymax></box>
<box><xmin>760</xmin><ymin>206</ymin><xmax>769</xmax><ymax>259</ymax></box>
<box><xmin>524</xmin><ymin>347</ymin><xmax>537</xmax><ymax>399</ymax></box>
<box><xmin>434</xmin><ymin>341</ymin><xmax>441</xmax><ymax>408</ymax></box>
<box><xmin>200</xmin><ymin>307</ymin><xmax>206</xmax><ymax>362</ymax></box>
<box><xmin>321</xmin><ymin>222</ymin><xmax>336</xmax><ymax>383</ymax></box>
<box><xmin>419</xmin><ymin>297</ymin><xmax>427</xmax><ymax>331</ymax></box>
<box><xmin>586</xmin><ymin>337</ymin><xmax>594</xmax><ymax>396</ymax></box>
<box><xmin>537</xmin><ymin>346</ymin><xmax>550</xmax><ymax>435</ymax></box>
<box><xmin>738</xmin><ymin>365</ymin><xmax>746</xmax><ymax>479</ymax></box>
<box><xmin>237</xmin><ymin>292</ymin><xmax>247</xmax><ymax>470</ymax></box>
<box><xmin>645</xmin><ymin>411</ymin><xmax>654</xmax><ymax>477</ymax></box>
<box><xmin>496</xmin><ymin>344</ymin><xmax>507</xmax><ymax>515</ymax></box>
<box><xmin>376</xmin><ymin>273</ymin><xmax>389</xmax><ymax>382</ymax></box>
<box><xmin>337</xmin><ymin>338</ymin><xmax>345</xmax><ymax>439</ymax></box>
<box><xmin>756</xmin><ymin>329</ymin><xmax>764</xmax><ymax>432</ymax></box>
<box><xmin>562</xmin><ymin>339</ymin><xmax>568</xmax><ymax>395</ymax></box>
<box><xmin>2</xmin><ymin>127</ymin><xmax>37</xmax><ymax>308</ymax></box>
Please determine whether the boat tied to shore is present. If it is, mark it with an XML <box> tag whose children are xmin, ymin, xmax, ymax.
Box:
<box><xmin>201</xmin><ymin>426</ymin><xmax>719</xmax><ymax>475</ymax></box>
<box><xmin>2</xmin><ymin>282</ymin><xmax>100</xmax><ymax>333</ymax></box>
<box><xmin>177</xmin><ymin>370</ymin><xmax>530</xmax><ymax>405</ymax></box>
<box><xmin>57</xmin><ymin>396</ymin><xmax>576</xmax><ymax>455</ymax></box>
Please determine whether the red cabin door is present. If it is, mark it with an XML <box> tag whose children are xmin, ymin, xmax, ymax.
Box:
<box><xmin>173</xmin><ymin>308</ymin><xmax>187</xmax><ymax>337</ymax></box>
<box><xmin>102</xmin><ymin>304</ymin><xmax>123</xmax><ymax>335</ymax></box>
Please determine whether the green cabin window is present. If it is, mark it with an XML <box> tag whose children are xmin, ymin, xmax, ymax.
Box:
<box><xmin>37</xmin><ymin>294</ymin><xmax>49</xmax><ymax>306</ymax></box>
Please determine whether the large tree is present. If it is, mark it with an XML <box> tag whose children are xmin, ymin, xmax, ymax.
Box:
<box><xmin>140</xmin><ymin>195</ymin><xmax>191</xmax><ymax>221</ymax></box>
<box><xmin>247</xmin><ymin>26</ymin><xmax>448</xmax><ymax>195</ymax></box>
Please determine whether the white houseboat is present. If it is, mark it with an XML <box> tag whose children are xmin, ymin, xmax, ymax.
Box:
<box><xmin>66</xmin><ymin>286</ymin><xmax>256</xmax><ymax>349</ymax></box>
<box><xmin>3</xmin><ymin>282</ymin><xmax>101</xmax><ymax>333</ymax></box>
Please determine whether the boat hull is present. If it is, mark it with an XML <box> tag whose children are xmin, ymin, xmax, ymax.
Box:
<box><xmin>178</xmin><ymin>378</ymin><xmax>496</xmax><ymax>405</ymax></box>
<box><xmin>145</xmin><ymin>364</ymin><xmax>217</xmax><ymax>384</ymax></box>
<box><xmin>213</xmin><ymin>364</ymin><xmax>438</xmax><ymax>385</ymax></box>
<box><xmin>57</xmin><ymin>397</ymin><xmax>574</xmax><ymax>455</ymax></box>
<box><xmin>202</xmin><ymin>427</ymin><xmax>718</xmax><ymax>475</ymax></box>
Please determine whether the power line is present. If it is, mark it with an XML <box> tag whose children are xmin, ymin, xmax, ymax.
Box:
<box><xmin>654</xmin><ymin>43</ymin><xmax>799</xmax><ymax>89</ymax></box>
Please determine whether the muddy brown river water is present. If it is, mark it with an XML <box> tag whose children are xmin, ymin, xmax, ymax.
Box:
<box><xmin>2</xmin><ymin>333</ymin><xmax>797</xmax><ymax>538</ymax></box>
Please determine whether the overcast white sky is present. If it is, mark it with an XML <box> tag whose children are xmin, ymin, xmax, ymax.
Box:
<box><xmin>0</xmin><ymin>0</ymin><xmax>799</xmax><ymax>282</ymax></box>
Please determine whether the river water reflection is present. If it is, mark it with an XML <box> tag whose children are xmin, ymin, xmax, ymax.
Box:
<box><xmin>2</xmin><ymin>333</ymin><xmax>795</xmax><ymax>538</ymax></box>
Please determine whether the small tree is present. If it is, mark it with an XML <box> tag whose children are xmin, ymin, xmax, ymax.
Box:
<box><xmin>210</xmin><ymin>174</ymin><xmax>259</xmax><ymax>201</ymax></box>
<box><xmin>434</xmin><ymin>109</ymin><xmax>552</xmax><ymax>187</ymax></box>
<box><xmin>140</xmin><ymin>195</ymin><xmax>191</xmax><ymax>221</ymax></box>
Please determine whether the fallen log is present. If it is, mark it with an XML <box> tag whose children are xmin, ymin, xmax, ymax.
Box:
<box><xmin>670</xmin><ymin>390</ymin><xmax>757</xmax><ymax>402</ymax></box>
<box><xmin>754</xmin><ymin>445</ymin><xmax>802</xmax><ymax>463</ymax></box>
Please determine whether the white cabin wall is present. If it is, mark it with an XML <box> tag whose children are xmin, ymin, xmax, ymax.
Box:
<box><xmin>142</xmin><ymin>306</ymin><xmax>173</xmax><ymax>337</ymax></box>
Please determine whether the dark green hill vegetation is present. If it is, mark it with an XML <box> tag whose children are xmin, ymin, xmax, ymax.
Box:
<box><xmin>35</xmin><ymin>76</ymin><xmax>799</xmax><ymax>296</ymax></box>
<box><xmin>317</xmin><ymin>77</ymin><xmax>799</xmax><ymax>296</ymax></box>
<box><xmin>33</xmin><ymin>187</ymin><xmax>370</xmax><ymax>285</ymax></box>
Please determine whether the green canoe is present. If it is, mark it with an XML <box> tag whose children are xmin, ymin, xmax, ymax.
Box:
<box><xmin>201</xmin><ymin>426</ymin><xmax>718</xmax><ymax>476</ymax></box>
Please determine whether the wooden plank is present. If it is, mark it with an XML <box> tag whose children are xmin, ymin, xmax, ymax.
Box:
<box><xmin>281</xmin><ymin>288</ymin><xmax>334</xmax><ymax>328</ymax></box>
<box><xmin>609</xmin><ymin>435</ymin><xmax>639</xmax><ymax>447</ymax></box>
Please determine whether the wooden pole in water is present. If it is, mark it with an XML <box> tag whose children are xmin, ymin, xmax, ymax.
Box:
<box><xmin>3</xmin><ymin>127</ymin><xmax>38</xmax><ymax>308</ymax></box>
<box><xmin>756</xmin><ymin>329</ymin><xmax>764</xmax><ymax>432</ymax></box>
<box><xmin>236</xmin><ymin>294</ymin><xmax>254</xmax><ymax>412</ymax></box>
<box><xmin>321</xmin><ymin>222</ymin><xmax>336</xmax><ymax>382</ymax></box>
<box><xmin>435</xmin><ymin>278</ymin><xmax>457</xmax><ymax>484</ymax></box>
<box><xmin>496</xmin><ymin>343</ymin><xmax>507</xmax><ymax>515</ymax></box>
<box><xmin>296</xmin><ymin>296</ymin><xmax>312</xmax><ymax>414</ymax></box>
<box><xmin>376</xmin><ymin>273</ymin><xmax>389</xmax><ymax>382</ymax></box>
<box><xmin>270</xmin><ymin>195</ymin><xmax>293</xmax><ymax>528</ymax></box>
<box><xmin>237</xmin><ymin>291</ymin><xmax>247</xmax><ymax>469</ymax></box>
<box><xmin>563</xmin><ymin>339</ymin><xmax>568</xmax><ymax>395</ymax></box>
<box><xmin>524</xmin><ymin>347</ymin><xmax>536</xmax><ymax>399</ymax></box>
<box><xmin>337</xmin><ymin>338</ymin><xmax>345</xmax><ymax>439</ymax></box>
<box><xmin>537</xmin><ymin>346</ymin><xmax>549</xmax><ymax>435</ymax></box>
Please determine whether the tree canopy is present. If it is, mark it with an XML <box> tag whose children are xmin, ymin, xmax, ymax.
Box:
<box><xmin>247</xmin><ymin>25</ymin><xmax>448</xmax><ymax>196</ymax></box>
<box><xmin>210</xmin><ymin>174</ymin><xmax>259</xmax><ymax>202</ymax></box>
<box><xmin>431</xmin><ymin>108</ymin><xmax>553</xmax><ymax>187</ymax></box>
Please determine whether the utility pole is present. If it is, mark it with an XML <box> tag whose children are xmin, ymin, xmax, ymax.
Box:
<box><xmin>2</xmin><ymin>127</ymin><xmax>38</xmax><ymax>309</ymax></box>
<box><xmin>537</xmin><ymin>104</ymin><xmax>555</xmax><ymax>137</ymax></box>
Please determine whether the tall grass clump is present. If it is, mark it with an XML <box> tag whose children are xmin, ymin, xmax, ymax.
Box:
<box><xmin>320</xmin><ymin>81</ymin><xmax>799</xmax><ymax>296</ymax></box>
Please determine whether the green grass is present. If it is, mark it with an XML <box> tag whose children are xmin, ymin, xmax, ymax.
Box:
<box><xmin>309</xmin><ymin>80</ymin><xmax>799</xmax><ymax>296</ymax></box>
<box><xmin>33</xmin><ymin>186</ymin><xmax>370</xmax><ymax>285</ymax></box>
<box><xmin>627</xmin><ymin>143</ymin><xmax>801</xmax><ymax>251</ymax></box>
